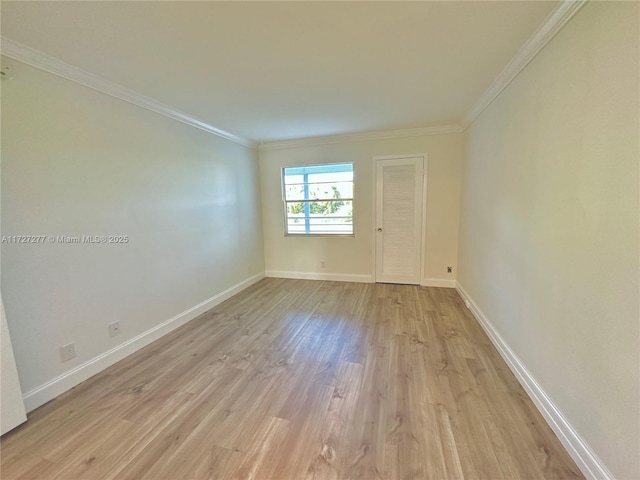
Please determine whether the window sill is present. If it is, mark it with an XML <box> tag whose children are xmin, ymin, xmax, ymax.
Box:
<box><xmin>284</xmin><ymin>234</ymin><xmax>355</xmax><ymax>238</ymax></box>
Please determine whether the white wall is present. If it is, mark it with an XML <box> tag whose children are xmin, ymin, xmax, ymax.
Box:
<box><xmin>259</xmin><ymin>134</ymin><xmax>463</xmax><ymax>284</ymax></box>
<box><xmin>0</xmin><ymin>58</ymin><xmax>265</xmax><ymax>407</ymax></box>
<box><xmin>457</xmin><ymin>3</ymin><xmax>639</xmax><ymax>479</ymax></box>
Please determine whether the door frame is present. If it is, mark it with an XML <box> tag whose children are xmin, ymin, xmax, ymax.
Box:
<box><xmin>372</xmin><ymin>154</ymin><xmax>428</xmax><ymax>284</ymax></box>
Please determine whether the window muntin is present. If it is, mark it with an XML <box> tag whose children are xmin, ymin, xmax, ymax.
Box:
<box><xmin>282</xmin><ymin>163</ymin><xmax>354</xmax><ymax>235</ymax></box>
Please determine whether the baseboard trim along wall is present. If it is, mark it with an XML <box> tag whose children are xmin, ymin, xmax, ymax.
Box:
<box><xmin>265</xmin><ymin>270</ymin><xmax>374</xmax><ymax>283</ymax></box>
<box><xmin>265</xmin><ymin>271</ymin><xmax>457</xmax><ymax>287</ymax></box>
<box><xmin>22</xmin><ymin>272</ymin><xmax>266</xmax><ymax>413</ymax></box>
<box><xmin>455</xmin><ymin>282</ymin><xmax>614</xmax><ymax>480</ymax></box>
<box><xmin>420</xmin><ymin>277</ymin><xmax>456</xmax><ymax>288</ymax></box>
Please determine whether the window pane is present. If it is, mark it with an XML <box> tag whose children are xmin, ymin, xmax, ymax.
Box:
<box><xmin>306</xmin><ymin>171</ymin><xmax>353</xmax><ymax>184</ymax></box>
<box><xmin>286</xmin><ymin>217</ymin><xmax>353</xmax><ymax>225</ymax></box>
<box><xmin>283</xmin><ymin>164</ymin><xmax>352</xmax><ymax>183</ymax></box>
<box><xmin>287</xmin><ymin>217</ymin><xmax>353</xmax><ymax>235</ymax></box>
<box><xmin>286</xmin><ymin>200</ymin><xmax>352</xmax><ymax>217</ymax></box>
<box><xmin>282</xmin><ymin>173</ymin><xmax>304</xmax><ymax>185</ymax></box>
<box><xmin>285</xmin><ymin>182</ymin><xmax>353</xmax><ymax>201</ymax></box>
<box><xmin>282</xmin><ymin>163</ymin><xmax>354</xmax><ymax>235</ymax></box>
<box><xmin>287</xmin><ymin>225</ymin><xmax>353</xmax><ymax>235</ymax></box>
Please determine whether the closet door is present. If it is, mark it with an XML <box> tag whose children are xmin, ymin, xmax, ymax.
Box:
<box><xmin>375</xmin><ymin>157</ymin><xmax>424</xmax><ymax>284</ymax></box>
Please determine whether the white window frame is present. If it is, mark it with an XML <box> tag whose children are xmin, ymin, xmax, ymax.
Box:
<box><xmin>281</xmin><ymin>162</ymin><xmax>355</xmax><ymax>237</ymax></box>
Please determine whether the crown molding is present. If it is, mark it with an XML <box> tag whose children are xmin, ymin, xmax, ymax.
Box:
<box><xmin>461</xmin><ymin>0</ymin><xmax>587</xmax><ymax>129</ymax></box>
<box><xmin>258</xmin><ymin>124</ymin><xmax>463</xmax><ymax>151</ymax></box>
<box><xmin>0</xmin><ymin>1</ymin><xmax>586</xmax><ymax>150</ymax></box>
<box><xmin>0</xmin><ymin>37</ymin><xmax>257</xmax><ymax>149</ymax></box>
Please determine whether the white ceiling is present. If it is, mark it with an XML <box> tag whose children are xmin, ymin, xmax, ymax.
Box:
<box><xmin>1</xmin><ymin>1</ymin><xmax>558</xmax><ymax>143</ymax></box>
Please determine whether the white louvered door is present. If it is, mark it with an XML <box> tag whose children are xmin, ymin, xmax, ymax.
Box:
<box><xmin>375</xmin><ymin>157</ymin><xmax>424</xmax><ymax>284</ymax></box>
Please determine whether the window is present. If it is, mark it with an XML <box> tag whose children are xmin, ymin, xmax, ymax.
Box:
<box><xmin>282</xmin><ymin>163</ymin><xmax>354</xmax><ymax>235</ymax></box>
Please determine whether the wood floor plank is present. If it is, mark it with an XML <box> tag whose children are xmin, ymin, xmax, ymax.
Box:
<box><xmin>225</xmin><ymin>415</ymin><xmax>290</xmax><ymax>480</ymax></box>
<box><xmin>1</xmin><ymin>278</ymin><xmax>583</xmax><ymax>479</ymax></box>
<box><xmin>304</xmin><ymin>361</ymin><xmax>365</xmax><ymax>480</ymax></box>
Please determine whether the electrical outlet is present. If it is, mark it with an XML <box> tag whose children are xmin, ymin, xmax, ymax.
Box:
<box><xmin>60</xmin><ymin>343</ymin><xmax>76</xmax><ymax>362</ymax></box>
<box><xmin>109</xmin><ymin>321</ymin><xmax>121</xmax><ymax>337</ymax></box>
<box><xmin>320</xmin><ymin>260</ymin><xmax>326</xmax><ymax>269</ymax></box>
<box><xmin>447</xmin><ymin>266</ymin><xmax>453</xmax><ymax>273</ymax></box>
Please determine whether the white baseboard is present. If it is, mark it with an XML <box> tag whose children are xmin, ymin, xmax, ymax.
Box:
<box><xmin>455</xmin><ymin>282</ymin><xmax>613</xmax><ymax>480</ymax></box>
<box><xmin>265</xmin><ymin>271</ymin><xmax>455</xmax><ymax>287</ymax></box>
<box><xmin>265</xmin><ymin>270</ymin><xmax>373</xmax><ymax>283</ymax></box>
<box><xmin>22</xmin><ymin>272</ymin><xmax>266</xmax><ymax>412</ymax></box>
<box><xmin>420</xmin><ymin>277</ymin><xmax>456</xmax><ymax>288</ymax></box>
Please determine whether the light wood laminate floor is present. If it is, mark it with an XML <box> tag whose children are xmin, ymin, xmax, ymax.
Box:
<box><xmin>1</xmin><ymin>278</ymin><xmax>583</xmax><ymax>479</ymax></box>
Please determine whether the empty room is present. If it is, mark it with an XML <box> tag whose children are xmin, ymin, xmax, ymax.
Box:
<box><xmin>1</xmin><ymin>1</ymin><xmax>638</xmax><ymax>479</ymax></box>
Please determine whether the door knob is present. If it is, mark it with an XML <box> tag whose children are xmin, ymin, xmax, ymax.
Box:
<box><xmin>377</xmin><ymin>228</ymin><xmax>383</xmax><ymax>232</ymax></box>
